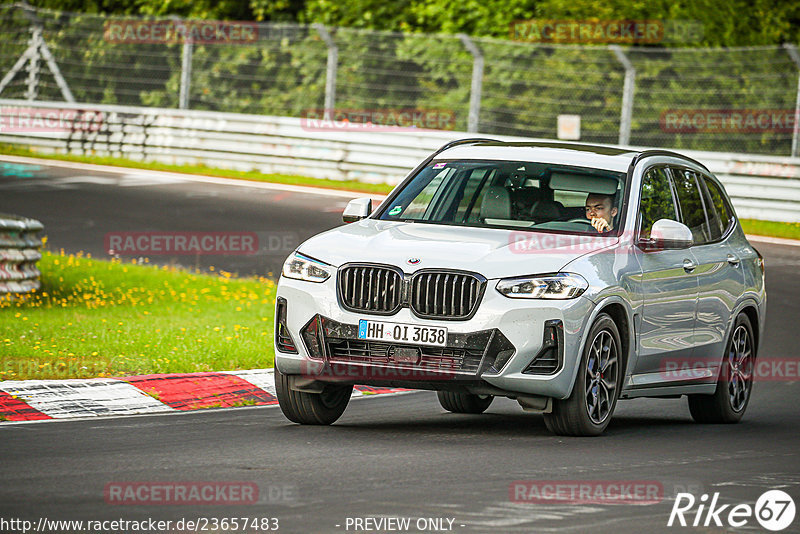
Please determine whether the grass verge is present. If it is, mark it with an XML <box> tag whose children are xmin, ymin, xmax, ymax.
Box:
<box><xmin>0</xmin><ymin>251</ymin><xmax>276</xmax><ymax>381</ymax></box>
<box><xmin>0</xmin><ymin>143</ymin><xmax>395</xmax><ymax>195</ymax></box>
<box><xmin>740</xmin><ymin>219</ymin><xmax>800</xmax><ymax>241</ymax></box>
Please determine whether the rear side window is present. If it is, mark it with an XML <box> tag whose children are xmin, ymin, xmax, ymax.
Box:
<box><xmin>670</xmin><ymin>168</ymin><xmax>712</xmax><ymax>244</ymax></box>
<box><xmin>702</xmin><ymin>176</ymin><xmax>736</xmax><ymax>239</ymax></box>
<box><xmin>639</xmin><ymin>167</ymin><xmax>678</xmax><ymax>240</ymax></box>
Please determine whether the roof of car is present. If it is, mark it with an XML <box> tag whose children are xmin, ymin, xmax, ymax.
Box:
<box><xmin>432</xmin><ymin>139</ymin><xmax>708</xmax><ymax>174</ymax></box>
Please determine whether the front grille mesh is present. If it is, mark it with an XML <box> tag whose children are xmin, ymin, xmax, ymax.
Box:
<box><xmin>339</xmin><ymin>265</ymin><xmax>402</xmax><ymax>313</ymax></box>
<box><xmin>327</xmin><ymin>339</ymin><xmax>484</xmax><ymax>373</ymax></box>
<box><xmin>300</xmin><ymin>315</ymin><xmax>515</xmax><ymax>379</ymax></box>
<box><xmin>338</xmin><ymin>264</ymin><xmax>484</xmax><ymax>319</ymax></box>
<box><xmin>410</xmin><ymin>272</ymin><xmax>483</xmax><ymax>318</ymax></box>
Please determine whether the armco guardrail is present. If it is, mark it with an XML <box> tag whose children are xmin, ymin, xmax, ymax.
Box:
<box><xmin>0</xmin><ymin>99</ymin><xmax>799</xmax><ymax>222</ymax></box>
<box><xmin>0</xmin><ymin>213</ymin><xmax>43</xmax><ymax>294</ymax></box>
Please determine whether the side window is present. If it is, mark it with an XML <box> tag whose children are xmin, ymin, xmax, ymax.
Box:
<box><xmin>702</xmin><ymin>176</ymin><xmax>735</xmax><ymax>239</ymax></box>
<box><xmin>458</xmin><ymin>168</ymin><xmax>494</xmax><ymax>222</ymax></box>
<box><xmin>671</xmin><ymin>169</ymin><xmax>712</xmax><ymax>244</ymax></box>
<box><xmin>401</xmin><ymin>168</ymin><xmax>453</xmax><ymax>219</ymax></box>
<box><xmin>639</xmin><ymin>167</ymin><xmax>678</xmax><ymax>240</ymax></box>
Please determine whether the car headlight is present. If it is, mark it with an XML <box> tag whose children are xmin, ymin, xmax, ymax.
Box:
<box><xmin>496</xmin><ymin>273</ymin><xmax>588</xmax><ymax>299</ymax></box>
<box><xmin>282</xmin><ymin>252</ymin><xmax>332</xmax><ymax>283</ymax></box>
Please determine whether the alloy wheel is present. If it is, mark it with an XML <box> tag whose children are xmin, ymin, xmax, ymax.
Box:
<box><xmin>584</xmin><ymin>330</ymin><xmax>619</xmax><ymax>425</ymax></box>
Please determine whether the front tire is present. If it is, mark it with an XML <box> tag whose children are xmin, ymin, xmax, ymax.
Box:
<box><xmin>688</xmin><ymin>313</ymin><xmax>755</xmax><ymax>424</ymax></box>
<box><xmin>543</xmin><ymin>313</ymin><xmax>623</xmax><ymax>436</ymax></box>
<box><xmin>437</xmin><ymin>391</ymin><xmax>494</xmax><ymax>414</ymax></box>
<box><xmin>274</xmin><ymin>364</ymin><xmax>352</xmax><ymax>425</ymax></box>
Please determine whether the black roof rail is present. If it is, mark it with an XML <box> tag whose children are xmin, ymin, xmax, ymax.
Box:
<box><xmin>433</xmin><ymin>137</ymin><xmax>502</xmax><ymax>156</ymax></box>
<box><xmin>631</xmin><ymin>149</ymin><xmax>710</xmax><ymax>172</ymax></box>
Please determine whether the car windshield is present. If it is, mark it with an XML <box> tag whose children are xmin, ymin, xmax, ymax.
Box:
<box><xmin>377</xmin><ymin>160</ymin><xmax>627</xmax><ymax>235</ymax></box>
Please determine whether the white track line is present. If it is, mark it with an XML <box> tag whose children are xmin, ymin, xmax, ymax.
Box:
<box><xmin>0</xmin><ymin>154</ymin><xmax>389</xmax><ymax>201</ymax></box>
<box><xmin>745</xmin><ymin>234</ymin><xmax>800</xmax><ymax>247</ymax></box>
<box><xmin>0</xmin><ymin>403</ymin><xmax>281</xmax><ymax>426</ymax></box>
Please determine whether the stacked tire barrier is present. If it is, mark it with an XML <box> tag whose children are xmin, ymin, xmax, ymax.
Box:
<box><xmin>0</xmin><ymin>214</ymin><xmax>44</xmax><ymax>294</ymax></box>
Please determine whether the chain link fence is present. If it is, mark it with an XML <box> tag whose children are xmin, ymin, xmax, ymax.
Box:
<box><xmin>1</xmin><ymin>3</ymin><xmax>800</xmax><ymax>156</ymax></box>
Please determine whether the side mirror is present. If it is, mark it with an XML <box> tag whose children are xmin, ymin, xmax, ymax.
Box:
<box><xmin>342</xmin><ymin>198</ymin><xmax>372</xmax><ymax>223</ymax></box>
<box><xmin>639</xmin><ymin>219</ymin><xmax>693</xmax><ymax>250</ymax></box>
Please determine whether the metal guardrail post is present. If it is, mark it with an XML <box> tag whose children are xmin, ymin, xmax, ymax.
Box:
<box><xmin>0</xmin><ymin>213</ymin><xmax>44</xmax><ymax>295</ymax></box>
<box><xmin>610</xmin><ymin>45</ymin><xmax>635</xmax><ymax>146</ymax></box>
<box><xmin>458</xmin><ymin>34</ymin><xmax>484</xmax><ymax>134</ymax></box>
<box><xmin>783</xmin><ymin>44</ymin><xmax>800</xmax><ymax>158</ymax></box>
<box><xmin>314</xmin><ymin>24</ymin><xmax>338</xmax><ymax>121</ymax></box>
<box><xmin>179</xmin><ymin>41</ymin><xmax>193</xmax><ymax>109</ymax></box>
<box><xmin>176</xmin><ymin>16</ymin><xmax>193</xmax><ymax>110</ymax></box>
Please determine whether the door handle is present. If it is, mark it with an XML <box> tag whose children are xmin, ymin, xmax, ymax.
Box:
<box><xmin>727</xmin><ymin>254</ymin><xmax>741</xmax><ymax>266</ymax></box>
<box><xmin>683</xmin><ymin>259</ymin><xmax>696</xmax><ymax>272</ymax></box>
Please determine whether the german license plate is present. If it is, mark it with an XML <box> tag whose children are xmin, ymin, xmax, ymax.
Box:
<box><xmin>357</xmin><ymin>319</ymin><xmax>447</xmax><ymax>347</ymax></box>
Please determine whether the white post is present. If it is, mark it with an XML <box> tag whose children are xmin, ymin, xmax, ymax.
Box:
<box><xmin>179</xmin><ymin>40</ymin><xmax>193</xmax><ymax>109</ymax></box>
<box><xmin>458</xmin><ymin>34</ymin><xmax>484</xmax><ymax>133</ymax></box>
<box><xmin>610</xmin><ymin>45</ymin><xmax>635</xmax><ymax>146</ymax></box>
<box><xmin>784</xmin><ymin>44</ymin><xmax>800</xmax><ymax>158</ymax></box>
<box><xmin>314</xmin><ymin>24</ymin><xmax>338</xmax><ymax>121</ymax></box>
<box><xmin>173</xmin><ymin>16</ymin><xmax>193</xmax><ymax>110</ymax></box>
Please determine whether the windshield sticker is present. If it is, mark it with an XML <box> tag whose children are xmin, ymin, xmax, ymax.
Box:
<box><xmin>432</xmin><ymin>162</ymin><xmax>447</xmax><ymax>169</ymax></box>
<box><xmin>388</xmin><ymin>206</ymin><xmax>403</xmax><ymax>216</ymax></box>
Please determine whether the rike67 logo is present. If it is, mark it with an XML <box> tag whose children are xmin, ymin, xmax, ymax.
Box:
<box><xmin>668</xmin><ymin>490</ymin><xmax>795</xmax><ymax>531</ymax></box>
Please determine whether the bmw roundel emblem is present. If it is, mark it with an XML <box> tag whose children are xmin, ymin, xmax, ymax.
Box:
<box><xmin>407</xmin><ymin>258</ymin><xmax>421</xmax><ymax>265</ymax></box>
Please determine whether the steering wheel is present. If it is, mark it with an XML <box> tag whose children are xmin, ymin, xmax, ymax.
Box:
<box><xmin>566</xmin><ymin>218</ymin><xmax>597</xmax><ymax>228</ymax></box>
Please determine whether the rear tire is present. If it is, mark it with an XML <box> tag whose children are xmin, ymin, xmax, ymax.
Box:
<box><xmin>688</xmin><ymin>313</ymin><xmax>754</xmax><ymax>424</ymax></box>
<box><xmin>543</xmin><ymin>313</ymin><xmax>623</xmax><ymax>436</ymax></box>
<box><xmin>274</xmin><ymin>364</ymin><xmax>352</xmax><ymax>425</ymax></box>
<box><xmin>437</xmin><ymin>391</ymin><xmax>494</xmax><ymax>414</ymax></box>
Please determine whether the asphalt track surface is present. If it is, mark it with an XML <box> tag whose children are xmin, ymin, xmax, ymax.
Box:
<box><xmin>1</xmin><ymin>157</ymin><xmax>799</xmax><ymax>533</ymax></box>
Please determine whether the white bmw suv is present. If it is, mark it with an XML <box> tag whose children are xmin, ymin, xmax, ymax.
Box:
<box><xmin>274</xmin><ymin>139</ymin><xmax>766</xmax><ymax>436</ymax></box>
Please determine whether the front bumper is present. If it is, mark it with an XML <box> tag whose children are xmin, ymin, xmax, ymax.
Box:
<box><xmin>275</xmin><ymin>276</ymin><xmax>595</xmax><ymax>399</ymax></box>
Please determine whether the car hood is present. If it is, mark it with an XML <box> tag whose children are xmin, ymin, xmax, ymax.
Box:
<box><xmin>297</xmin><ymin>219</ymin><xmax>619</xmax><ymax>279</ymax></box>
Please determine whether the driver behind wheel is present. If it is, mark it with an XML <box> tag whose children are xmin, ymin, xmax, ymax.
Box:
<box><xmin>584</xmin><ymin>193</ymin><xmax>618</xmax><ymax>232</ymax></box>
